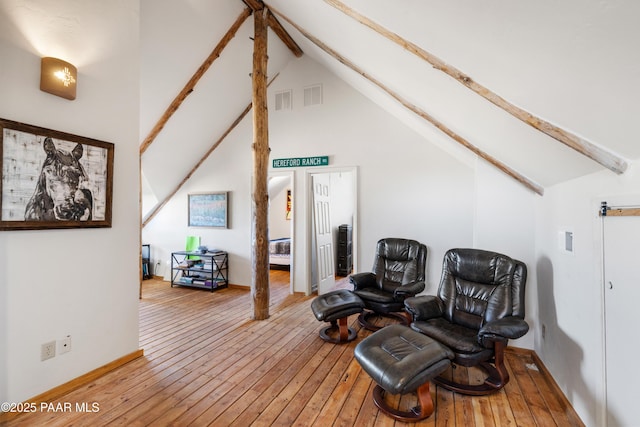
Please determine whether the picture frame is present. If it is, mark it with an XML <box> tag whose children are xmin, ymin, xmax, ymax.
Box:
<box><xmin>0</xmin><ymin>118</ymin><xmax>114</xmax><ymax>231</ymax></box>
<box><xmin>188</xmin><ymin>192</ymin><xmax>228</xmax><ymax>228</ymax></box>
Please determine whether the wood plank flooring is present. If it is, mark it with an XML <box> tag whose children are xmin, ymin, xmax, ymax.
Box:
<box><xmin>5</xmin><ymin>271</ymin><xmax>584</xmax><ymax>426</ymax></box>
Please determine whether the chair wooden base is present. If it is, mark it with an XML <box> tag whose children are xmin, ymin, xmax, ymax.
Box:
<box><xmin>372</xmin><ymin>382</ymin><xmax>434</xmax><ymax>422</ymax></box>
<box><xmin>358</xmin><ymin>310</ymin><xmax>410</xmax><ymax>331</ymax></box>
<box><xmin>318</xmin><ymin>317</ymin><xmax>357</xmax><ymax>343</ymax></box>
<box><xmin>433</xmin><ymin>342</ymin><xmax>509</xmax><ymax>396</ymax></box>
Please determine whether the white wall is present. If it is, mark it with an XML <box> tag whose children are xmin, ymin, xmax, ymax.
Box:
<box><xmin>142</xmin><ymin>113</ymin><xmax>256</xmax><ymax>286</ymax></box>
<box><xmin>535</xmin><ymin>160</ymin><xmax>639</xmax><ymax>426</ymax></box>
<box><xmin>0</xmin><ymin>4</ymin><xmax>632</xmax><ymax>425</ymax></box>
<box><xmin>329</xmin><ymin>171</ymin><xmax>354</xmax><ymax>229</ymax></box>
<box><xmin>329</xmin><ymin>170</ymin><xmax>355</xmax><ymax>272</ymax></box>
<box><xmin>0</xmin><ymin>1</ymin><xmax>140</xmax><ymax>403</ymax></box>
<box><xmin>275</xmin><ymin>57</ymin><xmax>481</xmax><ymax>294</ymax></box>
<box><xmin>140</xmin><ymin>26</ymin><xmax>548</xmax><ymax>386</ymax></box>
<box><xmin>143</xmin><ymin>55</ymin><xmax>480</xmax><ymax>294</ymax></box>
<box><xmin>473</xmin><ymin>161</ymin><xmax>538</xmax><ymax>349</ymax></box>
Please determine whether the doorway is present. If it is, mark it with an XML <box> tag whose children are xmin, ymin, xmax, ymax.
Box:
<box><xmin>308</xmin><ymin>167</ymin><xmax>358</xmax><ymax>295</ymax></box>
<box><xmin>268</xmin><ymin>171</ymin><xmax>294</xmax><ymax>293</ymax></box>
<box><xmin>601</xmin><ymin>199</ymin><xmax>640</xmax><ymax>427</ymax></box>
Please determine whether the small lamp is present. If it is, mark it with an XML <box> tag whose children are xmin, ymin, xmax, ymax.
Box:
<box><xmin>40</xmin><ymin>57</ymin><xmax>77</xmax><ymax>100</ymax></box>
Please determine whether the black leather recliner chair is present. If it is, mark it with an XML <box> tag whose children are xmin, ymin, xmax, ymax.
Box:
<box><xmin>350</xmin><ymin>238</ymin><xmax>427</xmax><ymax>330</ymax></box>
<box><xmin>404</xmin><ymin>248</ymin><xmax>529</xmax><ymax>395</ymax></box>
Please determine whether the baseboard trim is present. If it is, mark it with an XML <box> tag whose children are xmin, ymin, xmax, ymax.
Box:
<box><xmin>0</xmin><ymin>349</ymin><xmax>144</xmax><ymax>422</ymax></box>
<box><xmin>506</xmin><ymin>346</ymin><xmax>585</xmax><ymax>426</ymax></box>
<box><xmin>529</xmin><ymin>350</ymin><xmax>584</xmax><ymax>424</ymax></box>
<box><xmin>150</xmin><ymin>279</ymin><xmax>248</xmax><ymax>291</ymax></box>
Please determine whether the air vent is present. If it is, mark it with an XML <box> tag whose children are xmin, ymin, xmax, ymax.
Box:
<box><xmin>304</xmin><ymin>84</ymin><xmax>322</xmax><ymax>107</ymax></box>
<box><xmin>564</xmin><ymin>231</ymin><xmax>573</xmax><ymax>252</ymax></box>
<box><xmin>275</xmin><ymin>90</ymin><xmax>292</xmax><ymax>111</ymax></box>
<box><xmin>558</xmin><ymin>229</ymin><xmax>574</xmax><ymax>254</ymax></box>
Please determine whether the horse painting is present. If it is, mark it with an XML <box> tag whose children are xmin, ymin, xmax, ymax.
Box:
<box><xmin>24</xmin><ymin>137</ymin><xmax>93</xmax><ymax>221</ymax></box>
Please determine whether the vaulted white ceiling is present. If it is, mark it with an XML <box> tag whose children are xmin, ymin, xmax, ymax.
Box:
<box><xmin>141</xmin><ymin>0</ymin><xmax>640</xmax><ymax>214</ymax></box>
<box><xmin>140</xmin><ymin>0</ymin><xmax>293</xmax><ymax>213</ymax></box>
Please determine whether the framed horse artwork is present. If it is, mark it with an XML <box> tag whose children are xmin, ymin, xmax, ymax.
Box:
<box><xmin>0</xmin><ymin>118</ymin><xmax>114</xmax><ymax>230</ymax></box>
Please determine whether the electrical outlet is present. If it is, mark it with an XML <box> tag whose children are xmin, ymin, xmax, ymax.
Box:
<box><xmin>59</xmin><ymin>335</ymin><xmax>72</xmax><ymax>354</ymax></box>
<box><xmin>41</xmin><ymin>341</ymin><xmax>56</xmax><ymax>361</ymax></box>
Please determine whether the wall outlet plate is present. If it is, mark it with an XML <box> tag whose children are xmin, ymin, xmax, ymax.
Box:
<box><xmin>41</xmin><ymin>341</ymin><xmax>56</xmax><ymax>361</ymax></box>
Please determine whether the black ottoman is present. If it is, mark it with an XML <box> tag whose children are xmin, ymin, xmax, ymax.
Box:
<box><xmin>354</xmin><ymin>324</ymin><xmax>454</xmax><ymax>421</ymax></box>
<box><xmin>311</xmin><ymin>289</ymin><xmax>364</xmax><ymax>343</ymax></box>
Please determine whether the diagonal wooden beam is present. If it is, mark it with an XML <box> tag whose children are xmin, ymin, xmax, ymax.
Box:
<box><xmin>269</xmin><ymin>6</ymin><xmax>544</xmax><ymax>195</ymax></box>
<box><xmin>140</xmin><ymin>8</ymin><xmax>252</xmax><ymax>155</ymax></box>
<box><xmin>266</xmin><ymin>9</ymin><xmax>303</xmax><ymax>57</ymax></box>
<box><xmin>242</xmin><ymin>0</ymin><xmax>303</xmax><ymax>57</ymax></box>
<box><xmin>242</xmin><ymin>0</ymin><xmax>263</xmax><ymax>11</ymax></box>
<box><xmin>142</xmin><ymin>73</ymin><xmax>280</xmax><ymax>228</ymax></box>
<box><xmin>324</xmin><ymin>0</ymin><xmax>627</xmax><ymax>175</ymax></box>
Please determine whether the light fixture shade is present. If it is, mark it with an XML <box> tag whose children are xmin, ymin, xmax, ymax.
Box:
<box><xmin>40</xmin><ymin>57</ymin><xmax>77</xmax><ymax>100</ymax></box>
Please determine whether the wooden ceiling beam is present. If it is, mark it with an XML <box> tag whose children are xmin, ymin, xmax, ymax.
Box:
<box><xmin>324</xmin><ymin>0</ymin><xmax>627</xmax><ymax>175</ymax></box>
<box><xmin>140</xmin><ymin>8</ymin><xmax>251</xmax><ymax>155</ymax></box>
<box><xmin>241</xmin><ymin>0</ymin><xmax>262</xmax><ymax>11</ymax></box>
<box><xmin>243</xmin><ymin>0</ymin><xmax>303</xmax><ymax>58</ymax></box>
<box><xmin>266</xmin><ymin>10</ymin><xmax>303</xmax><ymax>58</ymax></box>
<box><xmin>269</xmin><ymin>6</ymin><xmax>544</xmax><ymax>196</ymax></box>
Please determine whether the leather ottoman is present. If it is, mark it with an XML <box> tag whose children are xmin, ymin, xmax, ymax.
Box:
<box><xmin>311</xmin><ymin>289</ymin><xmax>364</xmax><ymax>343</ymax></box>
<box><xmin>354</xmin><ymin>324</ymin><xmax>454</xmax><ymax>421</ymax></box>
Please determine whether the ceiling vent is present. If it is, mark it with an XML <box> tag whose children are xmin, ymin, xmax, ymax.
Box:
<box><xmin>304</xmin><ymin>84</ymin><xmax>322</xmax><ymax>107</ymax></box>
<box><xmin>275</xmin><ymin>90</ymin><xmax>292</xmax><ymax>111</ymax></box>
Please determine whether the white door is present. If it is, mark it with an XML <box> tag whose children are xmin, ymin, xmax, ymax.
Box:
<box><xmin>603</xmin><ymin>214</ymin><xmax>640</xmax><ymax>427</ymax></box>
<box><xmin>312</xmin><ymin>174</ymin><xmax>335</xmax><ymax>294</ymax></box>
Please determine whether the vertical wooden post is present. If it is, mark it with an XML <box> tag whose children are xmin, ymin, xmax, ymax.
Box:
<box><xmin>251</xmin><ymin>7</ymin><xmax>270</xmax><ymax>320</ymax></box>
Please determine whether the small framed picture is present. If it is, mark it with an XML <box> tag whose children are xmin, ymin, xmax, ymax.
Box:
<box><xmin>188</xmin><ymin>192</ymin><xmax>228</xmax><ymax>228</ymax></box>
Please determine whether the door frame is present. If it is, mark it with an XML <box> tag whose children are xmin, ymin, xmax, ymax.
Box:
<box><xmin>305</xmin><ymin>166</ymin><xmax>358</xmax><ymax>295</ymax></box>
<box><xmin>597</xmin><ymin>194</ymin><xmax>640</xmax><ymax>427</ymax></box>
<box><xmin>268</xmin><ymin>170</ymin><xmax>295</xmax><ymax>294</ymax></box>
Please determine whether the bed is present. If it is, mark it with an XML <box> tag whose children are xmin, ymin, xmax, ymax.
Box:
<box><xmin>269</xmin><ymin>237</ymin><xmax>291</xmax><ymax>270</ymax></box>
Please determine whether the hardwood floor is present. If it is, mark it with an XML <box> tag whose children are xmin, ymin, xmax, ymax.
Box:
<box><xmin>5</xmin><ymin>271</ymin><xmax>584</xmax><ymax>426</ymax></box>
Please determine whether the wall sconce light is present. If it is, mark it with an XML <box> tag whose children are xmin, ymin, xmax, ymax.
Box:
<box><xmin>40</xmin><ymin>57</ymin><xmax>77</xmax><ymax>100</ymax></box>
